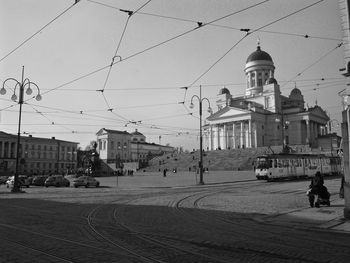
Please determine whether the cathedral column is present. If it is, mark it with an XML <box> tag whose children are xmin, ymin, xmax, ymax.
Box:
<box><xmin>208</xmin><ymin>125</ymin><xmax>212</xmax><ymax>150</ymax></box>
<box><xmin>240</xmin><ymin>121</ymin><xmax>244</xmax><ymax>148</ymax></box>
<box><xmin>210</xmin><ymin>125</ymin><xmax>214</xmax><ymax>150</ymax></box>
<box><xmin>248</xmin><ymin>119</ymin><xmax>252</xmax><ymax>148</ymax></box>
<box><xmin>254</xmin><ymin>123</ymin><xmax>258</xmax><ymax>148</ymax></box>
<box><xmin>232</xmin><ymin>123</ymin><xmax>236</xmax><ymax>149</ymax></box>
<box><xmin>223</xmin><ymin>124</ymin><xmax>227</xmax><ymax>149</ymax></box>
<box><xmin>306</xmin><ymin>120</ymin><xmax>310</xmax><ymax>144</ymax></box>
<box><xmin>0</xmin><ymin>141</ymin><xmax>3</xmax><ymax>158</ymax></box>
<box><xmin>217</xmin><ymin>126</ymin><xmax>220</xmax><ymax>150</ymax></box>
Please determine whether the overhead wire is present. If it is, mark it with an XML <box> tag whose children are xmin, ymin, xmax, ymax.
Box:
<box><xmin>88</xmin><ymin>0</ymin><xmax>340</xmax><ymax>42</ymax></box>
<box><xmin>281</xmin><ymin>42</ymin><xmax>343</xmax><ymax>88</ymax></box>
<box><xmin>183</xmin><ymin>0</ymin><xmax>329</xmax><ymax>124</ymax></box>
<box><xmin>32</xmin><ymin>0</ymin><xmax>270</xmax><ymax>100</ymax></box>
<box><xmin>0</xmin><ymin>0</ymin><xmax>80</xmax><ymax>63</ymax></box>
<box><xmin>96</xmin><ymin>0</ymin><xmax>153</xmax><ymax>124</ymax></box>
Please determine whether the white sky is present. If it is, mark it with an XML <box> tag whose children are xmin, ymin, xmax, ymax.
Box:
<box><xmin>0</xmin><ymin>0</ymin><xmax>346</xmax><ymax>150</ymax></box>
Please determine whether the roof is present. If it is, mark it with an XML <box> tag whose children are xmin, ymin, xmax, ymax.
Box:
<box><xmin>131</xmin><ymin>129</ymin><xmax>144</xmax><ymax>136</ymax></box>
<box><xmin>96</xmin><ymin>128</ymin><xmax>131</xmax><ymax>136</ymax></box>
<box><xmin>0</xmin><ymin>131</ymin><xmax>78</xmax><ymax>145</ymax></box>
<box><xmin>246</xmin><ymin>46</ymin><xmax>273</xmax><ymax>63</ymax></box>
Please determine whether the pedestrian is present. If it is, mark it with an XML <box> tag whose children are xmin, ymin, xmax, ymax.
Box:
<box><xmin>163</xmin><ymin>168</ymin><xmax>167</xmax><ymax>177</ymax></box>
<box><xmin>339</xmin><ymin>175</ymin><xmax>345</xmax><ymax>199</ymax></box>
<box><xmin>307</xmin><ymin>171</ymin><xmax>329</xmax><ymax>207</ymax></box>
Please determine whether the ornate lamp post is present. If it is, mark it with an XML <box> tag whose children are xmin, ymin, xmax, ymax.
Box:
<box><xmin>189</xmin><ymin>85</ymin><xmax>212</xmax><ymax>185</ymax></box>
<box><xmin>275</xmin><ymin>113</ymin><xmax>289</xmax><ymax>153</ymax></box>
<box><xmin>0</xmin><ymin>66</ymin><xmax>41</xmax><ymax>192</ymax></box>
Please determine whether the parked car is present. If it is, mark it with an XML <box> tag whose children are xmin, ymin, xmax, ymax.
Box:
<box><xmin>6</xmin><ymin>175</ymin><xmax>31</xmax><ymax>188</ymax></box>
<box><xmin>44</xmin><ymin>175</ymin><xmax>70</xmax><ymax>187</ymax></box>
<box><xmin>0</xmin><ymin>176</ymin><xmax>8</xmax><ymax>185</ymax></box>
<box><xmin>73</xmin><ymin>176</ymin><xmax>100</xmax><ymax>188</ymax></box>
<box><xmin>32</xmin><ymin>175</ymin><xmax>48</xmax><ymax>186</ymax></box>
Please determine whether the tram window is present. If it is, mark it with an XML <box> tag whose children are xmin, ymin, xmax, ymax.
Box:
<box><xmin>278</xmin><ymin>159</ymin><xmax>282</xmax><ymax>168</ymax></box>
<box><xmin>274</xmin><ymin>159</ymin><xmax>277</xmax><ymax>168</ymax></box>
<box><xmin>269</xmin><ymin>160</ymin><xmax>273</xmax><ymax>168</ymax></box>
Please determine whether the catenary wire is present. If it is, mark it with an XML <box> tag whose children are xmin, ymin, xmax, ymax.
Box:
<box><xmin>0</xmin><ymin>1</ymin><xmax>80</xmax><ymax>63</ymax></box>
<box><xmin>88</xmin><ymin>0</ymin><xmax>340</xmax><ymax>42</ymax></box>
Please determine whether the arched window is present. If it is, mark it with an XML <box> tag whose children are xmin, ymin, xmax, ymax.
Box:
<box><xmin>250</xmin><ymin>72</ymin><xmax>255</xmax><ymax>87</ymax></box>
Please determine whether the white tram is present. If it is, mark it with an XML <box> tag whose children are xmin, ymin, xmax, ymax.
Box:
<box><xmin>255</xmin><ymin>153</ymin><xmax>342</xmax><ymax>181</ymax></box>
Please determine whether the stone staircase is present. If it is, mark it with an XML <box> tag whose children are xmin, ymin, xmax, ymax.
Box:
<box><xmin>145</xmin><ymin>144</ymin><xmax>312</xmax><ymax>172</ymax></box>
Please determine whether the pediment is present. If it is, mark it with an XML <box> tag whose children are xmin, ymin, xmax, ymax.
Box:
<box><xmin>207</xmin><ymin>106</ymin><xmax>250</xmax><ymax>121</ymax></box>
<box><xmin>309</xmin><ymin>106</ymin><xmax>329</xmax><ymax>120</ymax></box>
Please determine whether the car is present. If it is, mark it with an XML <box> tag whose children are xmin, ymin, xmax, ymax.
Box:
<box><xmin>6</xmin><ymin>175</ymin><xmax>31</xmax><ymax>188</ymax></box>
<box><xmin>73</xmin><ymin>176</ymin><xmax>100</xmax><ymax>188</ymax></box>
<box><xmin>32</xmin><ymin>175</ymin><xmax>49</xmax><ymax>186</ymax></box>
<box><xmin>0</xmin><ymin>176</ymin><xmax>8</xmax><ymax>185</ymax></box>
<box><xmin>44</xmin><ymin>175</ymin><xmax>70</xmax><ymax>187</ymax></box>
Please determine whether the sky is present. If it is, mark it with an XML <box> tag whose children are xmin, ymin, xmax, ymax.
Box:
<box><xmin>0</xmin><ymin>0</ymin><xmax>347</xmax><ymax>151</ymax></box>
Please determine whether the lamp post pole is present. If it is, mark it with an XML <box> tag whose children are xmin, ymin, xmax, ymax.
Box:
<box><xmin>190</xmin><ymin>85</ymin><xmax>212</xmax><ymax>185</ymax></box>
<box><xmin>0</xmin><ymin>66</ymin><xmax>41</xmax><ymax>192</ymax></box>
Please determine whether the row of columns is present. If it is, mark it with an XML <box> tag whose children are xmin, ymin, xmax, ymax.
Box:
<box><xmin>0</xmin><ymin>141</ymin><xmax>17</xmax><ymax>159</ymax></box>
<box><xmin>305</xmin><ymin>120</ymin><xmax>328</xmax><ymax>145</ymax></box>
<box><xmin>207</xmin><ymin>120</ymin><xmax>257</xmax><ymax>150</ymax></box>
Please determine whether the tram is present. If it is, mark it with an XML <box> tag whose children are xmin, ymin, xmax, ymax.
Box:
<box><xmin>255</xmin><ymin>153</ymin><xmax>342</xmax><ymax>181</ymax></box>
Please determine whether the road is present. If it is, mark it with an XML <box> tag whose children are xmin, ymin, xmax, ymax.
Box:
<box><xmin>0</xmin><ymin>174</ymin><xmax>349</xmax><ymax>262</ymax></box>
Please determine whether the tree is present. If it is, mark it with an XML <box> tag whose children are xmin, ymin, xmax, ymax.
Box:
<box><xmin>85</xmin><ymin>140</ymin><xmax>97</xmax><ymax>151</ymax></box>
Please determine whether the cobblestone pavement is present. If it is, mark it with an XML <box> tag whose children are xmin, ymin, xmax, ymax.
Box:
<box><xmin>0</xmin><ymin>173</ymin><xmax>349</xmax><ymax>262</ymax></box>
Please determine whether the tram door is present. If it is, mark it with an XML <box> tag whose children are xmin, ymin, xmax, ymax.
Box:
<box><xmin>289</xmin><ymin>159</ymin><xmax>297</xmax><ymax>177</ymax></box>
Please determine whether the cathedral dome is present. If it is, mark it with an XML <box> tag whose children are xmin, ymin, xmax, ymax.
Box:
<box><xmin>219</xmin><ymin>87</ymin><xmax>230</xmax><ymax>95</ymax></box>
<box><xmin>246</xmin><ymin>46</ymin><xmax>273</xmax><ymax>63</ymax></box>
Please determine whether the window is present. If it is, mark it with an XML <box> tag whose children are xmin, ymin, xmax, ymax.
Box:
<box><xmin>251</xmin><ymin>73</ymin><xmax>255</xmax><ymax>87</ymax></box>
<box><xmin>258</xmin><ymin>79</ymin><xmax>262</xmax><ymax>86</ymax></box>
<box><xmin>111</xmin><ymin>141</ymin><xmax>114</xmax><ymax>149</ymax></box>
<box><xmin>103</xmin><ymin>141</ymin><xmax>106</xmax><ymax>150</ymax></box>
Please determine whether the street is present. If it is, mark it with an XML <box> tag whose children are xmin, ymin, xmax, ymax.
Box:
<box><xmin>0</xmin><ymin>173</ymin><xmax>349</xmax><ymax>262</ymax></box>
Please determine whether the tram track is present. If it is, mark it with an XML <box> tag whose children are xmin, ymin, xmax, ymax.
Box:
<box><xmin>171</xmin><ymin>184</ymin><xmax>350</xmax><ymax>262</ymax></box>
<box><xmin>1</xmin><ymin>236</ymin><xmax>76</xmax><ymax>263</ymax></box>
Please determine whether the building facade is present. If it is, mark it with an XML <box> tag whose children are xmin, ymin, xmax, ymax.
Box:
<box><xmin>204</xmin><ymin>44</ymin><xmax>330</xmax><ymax>150</ymax></box>
<box><xmin>0</xmin><ymin>131</ymin><xmax>78</xmax><ymax>176</ymax></box>
<box><xmin>96</xmin><ymin>128</ymin><xmax>174</xmax><ymax>169</ymax></box>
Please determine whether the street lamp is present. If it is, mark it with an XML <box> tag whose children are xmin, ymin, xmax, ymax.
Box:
<box><xmin>275</xmin><ymin>114</ymin><xmax>289</xmax><ymax>153</ymax></box>
<box><xmin>1</xmin><ymin>66</ymin><xmax>41</xmax><ymax>192</ymax></box>
<box><xmin>189</xmin><ymin>85</ymin><xmax>212</xmax><ymax>185</ymax></box>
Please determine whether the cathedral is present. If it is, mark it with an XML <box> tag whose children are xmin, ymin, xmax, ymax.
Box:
<box><xmin>204</xmin><ymin>44</ymin><xmax>330</xmax><ymax>150</ymax></box>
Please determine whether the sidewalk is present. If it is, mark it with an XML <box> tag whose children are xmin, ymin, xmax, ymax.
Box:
<box><xmin>260</xmin><ymin>197</ymin><xmax>350</xmax><ymax>234</ymax></box>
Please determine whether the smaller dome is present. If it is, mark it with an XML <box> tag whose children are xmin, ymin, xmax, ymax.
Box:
<box><xmin>265</xmin><ymin>77</ymin><xmax>277</xmax><ymax>85</ymax></box>
<box><xmin>131</xmin><ymin>129</ymin><xmax>143</xmax><ymax>136</ymax></box>
<box><xmin>219</xmin><ymin>87</ymin><xmax>230</xmax><ymax>95</ymax></box>
<box><xmin>290</xmin><ymin>87</ymin><xmax>302</xmax><ymax>96</ymax></box>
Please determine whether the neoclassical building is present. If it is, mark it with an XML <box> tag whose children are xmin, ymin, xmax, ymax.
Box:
<box><xmin>96</xmin><ymin>128</ymin><xmax>174</xmax><ymax>169</ymax></box>
<box><xmin>204</xmin><ymin>44</ymin><xmax>330</xmax><ymax>150</ymax></box>
<box><xmin>0</xmin><ymin>131</ymin><xmax>78</xmax><ymax>175</ymax></box>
